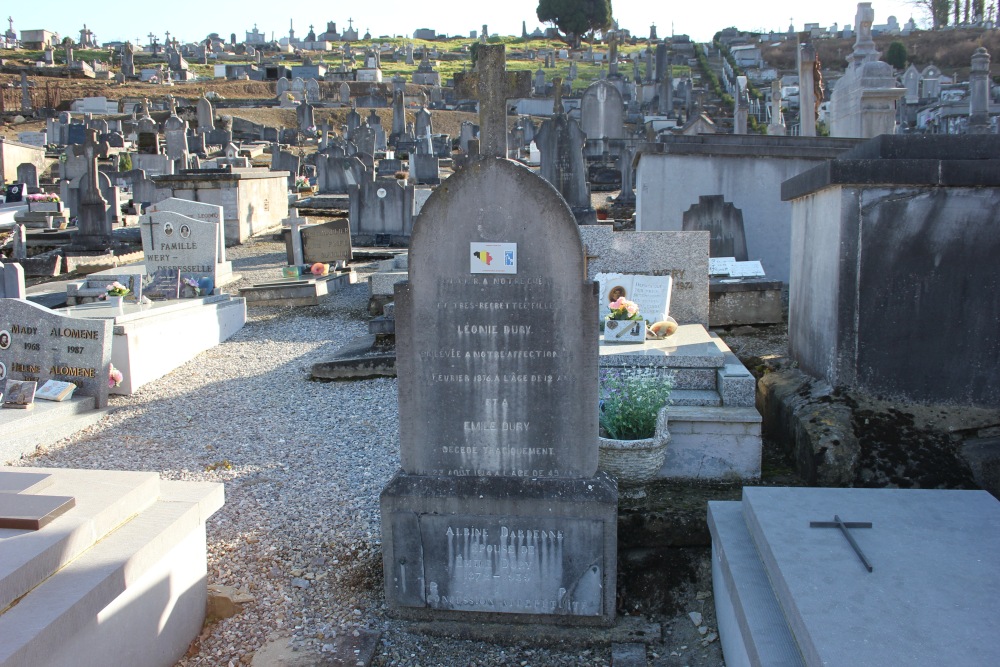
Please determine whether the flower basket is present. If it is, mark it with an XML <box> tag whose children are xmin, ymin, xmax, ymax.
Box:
<box><xmin>598</xmin><ymin>407</ymin><xmax>669</xmax><ymax>498</ymax></box>
<box><xmin>604</xmin><ymin>318</ymin><xmax>646</xmax><ymax>343</ymax></box>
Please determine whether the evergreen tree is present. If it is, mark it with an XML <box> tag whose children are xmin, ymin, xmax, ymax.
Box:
<box><xmin>536</xmin><ymin>0</ymin><xmax>613</xmax><ymax>47</ymax></box>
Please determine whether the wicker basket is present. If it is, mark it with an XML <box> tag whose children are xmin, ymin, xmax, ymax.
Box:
<box><xmin>598</xmin><ymin>407</ymin><xmax>669</xmax><ymax>497</ymax></box>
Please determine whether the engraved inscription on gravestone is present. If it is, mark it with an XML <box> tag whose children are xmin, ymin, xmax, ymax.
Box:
<box><xmin>0</xmin><ymin>299</ymin><xmax>111</xmax><ymax>408</ymax></box>
<box><xmin>395</xmin><ymin>162</ymin><xmax>599</xmax><ymax>478</ymax></box>
<box><xmin>301</xmin><ymin>219</ymin><xmax>353</xmax><ymax>265</ymax></box>
<box><xmin>390</xmin><ymin>513</ymin><xmax>605</xmax><ymax>616</ymax></box>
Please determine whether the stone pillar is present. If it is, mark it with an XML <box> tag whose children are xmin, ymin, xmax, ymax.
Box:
<box><xmin>768</xmin><ymin>80</ymin><xmax>787</xmax><ymax>135</ymax></box>
<box><xmin>969</xmin><ymin>47</ymin><xmax>992</xmax><ymax>134</ymax></box>
<box><xmin>798</xmin><ymin>44</ymin><xmax>817</xmax><ymax>137</ymax></box>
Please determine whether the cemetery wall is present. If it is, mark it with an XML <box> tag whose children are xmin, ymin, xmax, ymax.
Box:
<box><xmin>635</xmin><ymin>136</ymin><xmax>859</xmax><ymax>284</ymax></box>
<box><xmin>0</xmin><ymin>139</ymin><xmax>47</xmax><ymax>184</ymax></box>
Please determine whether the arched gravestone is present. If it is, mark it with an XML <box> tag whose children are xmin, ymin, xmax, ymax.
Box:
<box><xmin>382</xmin><ymin>157</ymin><xmax>616</xmax><ymax>626</ymax></box>
<box><xmin>682</xmin><ymin>195</ymin><xmax>749</xmax><ymax>260</ymax></box>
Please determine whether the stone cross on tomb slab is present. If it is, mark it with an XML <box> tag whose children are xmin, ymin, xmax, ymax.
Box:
<box><xmin>454</xmin><ymin>44</ymin><xmax>531</xmax><ymax>158</ymax></box>
<box><xmin>0</xmin><ymin>471</ymin><xmax>75</xmax><ymax>530</ymax></box>
<box><xmin>810</xmin><ymin>514</ymin><xmax>874</xmax><ymax>572</ymax></box>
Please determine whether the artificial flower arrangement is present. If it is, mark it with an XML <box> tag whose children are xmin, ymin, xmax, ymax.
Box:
<box><xmin>311</xmin><ymin>262</ymin><xmax>329</xmax><ymax>276</ymax></box>
<box><xmin>181</xmin><ymin>277</ymin><xmax>202</xmax><ymax>296</ymax></box>
<box><xmin>105</xmin><ymin>281</ymin><xmax>130</xmax><ymax>297</ymax></box>
<box><xmin>27</xmin><ymin>193</ymin><xmax>60</xmax><ymax>203</ymax></box>
<box><xmin>294</xmin><ymin>175</ymin><xmax>311</xmax><ymax>191</ymax></box>
<box><xmin>606</xmin><ymin>296</ymin><xmax>641</xmax><ymax>321</ymax></box>
<box><xmin>109</xmin><ymin>363</ymin><xmax>123</xmax><ymax>388</ymax></box>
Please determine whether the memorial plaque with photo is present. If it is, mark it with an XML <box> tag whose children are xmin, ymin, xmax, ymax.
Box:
<box><xmin>595</xmin><ymin>273</ymin><xmax>673</xmax><ymax>322</ymax></box>
<box><xmin>140</xmin><ymin>211</ymin><xmax>218</xmax><ymax>280</ymax></box>
<box><xmin>3</xmin><ymin>379</ymin><xmax>37</xmax><ymax>408</ymax></box>
<box><xmin>0</xmin><ymin>299</ymin><xmax>111</xmax><ymax>408</ymax></box>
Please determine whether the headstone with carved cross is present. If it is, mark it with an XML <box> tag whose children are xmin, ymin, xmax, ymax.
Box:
<box><xmin>453</xmin><ymin>45</ymin><xmax>531</xmax><ymax>159</ymax></box>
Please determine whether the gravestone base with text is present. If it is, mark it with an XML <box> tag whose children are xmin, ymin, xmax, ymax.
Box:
<box><xmin>381</xmin><ymin>473</ymin><xmax>617</xmax><ymax>626</ymax></box>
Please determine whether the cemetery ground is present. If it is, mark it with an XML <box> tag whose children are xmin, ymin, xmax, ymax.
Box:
<box><xmin>8</xmin><ymin>247</ymin><xmax>991</xmax><ymax>667</ymax></box>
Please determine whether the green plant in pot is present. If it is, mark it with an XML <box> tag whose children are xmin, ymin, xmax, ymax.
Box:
<box><xmin>598</xmin><ymin>368</ymin><xmax>673</xmax><ymax>498</ymax></box>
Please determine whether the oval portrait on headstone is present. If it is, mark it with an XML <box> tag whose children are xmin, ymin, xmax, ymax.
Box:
<box><xmin>0</xmin><ymin>361</ymin><xmax>6</xmax><ymax>381</ymax></box>
<box><xmin>180</xmin><ymin>224</ymin><xmax>191</xmax><ymax>239</ymax></box>
<box><xmin>164</xmin><ymin>222</ymin><xmax>174</xmax><ymax>236</ymax></box>
<box><xmin>0</xmin><ymin>330</ymin><xmax>9</xmax><ymax>350</ymax></box>
<box><xmin>376</xmin><ymin>187</ymin><xmax>387</xmax><ymax>199</ymax></box>
<box><xmin>607</xmin><ymin>285</ymin><xmax>627</xmax><ymax>302</ymax></box>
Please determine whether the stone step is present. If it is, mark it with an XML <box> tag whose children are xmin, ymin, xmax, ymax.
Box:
<box><xmin>0</xmin><ymin>395</ymin><xmax>108</xmax><ymax>465</ymax></box>
<box><xmin>0</xmin><ymin>469</ymin><xmax>162</xmax><ymax>611</ymax></box>
<box><xmin>0</xmin><ymin>471</ymin><xmax>224</xmax><ymax>667</ymax></box>
<box><xmin>707</xmin><ymin>500</ymin><xmax>805</xmax><ymax>667</ymax></box>
<box><xmin>669</xmin><ymin>389</ymin><xmax>721</xmax><ymax>407</ymax></box>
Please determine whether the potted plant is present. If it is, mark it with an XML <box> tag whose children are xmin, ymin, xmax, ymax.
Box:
<box><xmin>103</xmin><ymin>281</ymin><xmax>130</xmax><ymax>307</ymax></box>
<box><xmin>598</xmin><ymin>369</ymin><xmax>673</xmax><ymax>498</ymax></box>
<box><xmin>294</xmin><ymin>176</ymin><xmax>313</xmax><ymax>193</ymax></box>
<box><xmin>603</xmin><ymin>296</ymin><xmax>645</xmax><ymax>344</ymax></box>
<box><xmin>596</xmin><ymin>205</ymin><xmax>610</xmax><ymax>220</ymax></box>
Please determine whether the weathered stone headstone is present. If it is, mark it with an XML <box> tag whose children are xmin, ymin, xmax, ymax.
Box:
<box><xmin>300</xmin><ymin>219</ymin><xmax>352</xmax><ymax>265</ymax></box>
<box><xmin>381</xmin><ymin>156</ymin><xmax>616</xmax><ymax>626</ymax></box>
<box><xmin>197</xmin><ymin>96</ymin><xmax>215</xmax><ymax>132</ymax></box>
<box><xmin>535</xmin><ymin>79</ymin><xmax>594</xmax><ymax>224</ymax></box>
<box><xmin>317</xmin><ymin>155</ymin><xmax>368</xmax><ymax>194</ymax></box>
<box><xmin>0</xmin><ymin>261</ymin><xmax>26</xmax><ymax>299</ymax></box>
<box><xmin>581</xmin><ymin>80</ymin><xmax>625</xmax><ymax>150</ymax></box>
<box><xmin>340</xmin><ymin>82</ymin><xmax>351</xmax><ymax>105</ymax></box>
<box><xmin>682</xmin><ymin>195</ymin><xmax>749</xmax><ymax>260</ymax></box>
<box><xmin>70</xmin><ymin>130</ymin><xmax>112</xmax><ymax>250</ymax></box>
<box><xmin>16</xmin><ymin>164</ymin><xmax>38</xmax><ymax>191</ymax></box>
<box><xmin>0</xmin><ymin>298</ymin><xmax>112</xmax><ymax>408</ymax></box>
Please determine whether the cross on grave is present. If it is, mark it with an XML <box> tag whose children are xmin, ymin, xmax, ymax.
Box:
<box><xmin>810</xmin><ymin>514</ymin><xmax>874</xmax><ymax>572</ymax></box>
<box><xmin>454</xmin><ymin>44</ymin><xmax>532</xmax><ymax>158</ymax></box>
<box><xmin>0</xmin><ymin>471</ymin><xmax>76</xmax><ymax>530</ymax></box>
<box><xmin>148</xmin><ymin>32</ymin><xmax>155</xmax><ymax>46</ymax></box>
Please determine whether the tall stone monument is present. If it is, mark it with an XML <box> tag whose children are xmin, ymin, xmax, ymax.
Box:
<box><xmin>828</xmin><ymin>3</ymin><xmax>905</xmax><ymax>138</ymax></box>
<box><xmin>69</xmin><ymin>130</ymin><xmax>112</xmax><ymax>250</ymax></box>
<box><xmin>968</xmin><ymin>47</ymin><xmax>992</xmax><ymax>134</ymax></box>
<box><xmin>535</xmin><ymin>78</ymin><xmax>596</xmax><ymax>225</ymax></box>
<box><xmin>381</xmin><ymin>45</ymin><xmax>617</xmax><ymax>627</ymax></box>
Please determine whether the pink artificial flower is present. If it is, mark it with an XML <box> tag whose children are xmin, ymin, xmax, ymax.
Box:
<box><xmin>108</xmin><ymin>365</ymin><xmax>123</xmax><ymax>388</ymax></box>
<box><xmin>626</xmin><ymin>302</ymin><xmax>639</xmax><ymax>316</ymax></box>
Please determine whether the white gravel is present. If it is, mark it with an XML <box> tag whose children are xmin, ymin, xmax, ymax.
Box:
<box><xmin>12</xmin><ymin>240</ymin><xmax>722</xmax><ymax>667</ymax></box>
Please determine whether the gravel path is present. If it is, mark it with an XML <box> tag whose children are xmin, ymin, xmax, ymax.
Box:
<box><xmin>12</xmin><ymin>241</ymin><xmax>724</xmax><ymax>667</ymax></box>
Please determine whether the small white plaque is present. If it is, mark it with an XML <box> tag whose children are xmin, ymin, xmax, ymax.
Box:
<box><xmin>728</xmin><ymin>260</ymin><xmax>766</xmax><ymax>277</ymax></box>
<box><xmin>470</xmin><ymin>243</ymin><xmax>517</xmax><ymax>274</ymax></box>
<box><xmin>709</xmin><ymin>257</ymin><xmax>737</xmax><ymax>276</ymax></box>
<box><xmin>376</xmin><ymin>187</ymin><xmax>387</xmax><ymax>198</ymax></box>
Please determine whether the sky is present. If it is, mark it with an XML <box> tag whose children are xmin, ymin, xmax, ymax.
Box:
<box><xmin>15</xmin><ymin>1</ymin><xmax>923</xmax><ymax>46</ymax></box>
